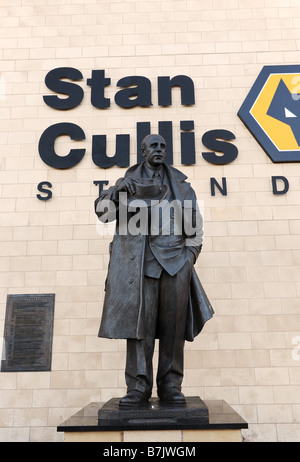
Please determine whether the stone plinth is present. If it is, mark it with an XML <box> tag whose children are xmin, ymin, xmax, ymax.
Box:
<box><xmin>57</xmin><ymin>398</ymin><xmax>247</xmax><ymax>442</ymax></box>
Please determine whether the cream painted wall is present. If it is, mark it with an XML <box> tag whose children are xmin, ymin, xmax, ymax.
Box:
<box><xmin>1</xmin><ymin>0</ymin><xmax>300</xmax><ymax>442</ymax></box>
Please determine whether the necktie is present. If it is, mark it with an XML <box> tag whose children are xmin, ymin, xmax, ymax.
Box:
<box><xmin>152</xmin><ymin>171</ymin><xmax>161</xmax><ymax>185</ymax></box>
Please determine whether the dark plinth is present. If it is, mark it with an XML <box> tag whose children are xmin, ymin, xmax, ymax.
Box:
<box><xmin>98</xmin><ymin>397</ymin><xmax>208</xmax><ymax>430</ymax></box>
<box><xmin>57</xmin><ymin>398</ymin><xmax>248</xmax><ymax>433</ymax></box>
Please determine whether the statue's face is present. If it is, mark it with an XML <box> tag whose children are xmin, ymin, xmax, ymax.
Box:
<box><xmin>142</xmin><ymin>135</ymin><xmax>166</xmax><ymax>168</ymax></box>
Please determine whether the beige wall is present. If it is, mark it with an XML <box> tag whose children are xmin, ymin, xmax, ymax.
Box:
<box><xmin>1</xmin><ymin>0</ymin><xmax>300</xmax><ymax>442</ymax></box>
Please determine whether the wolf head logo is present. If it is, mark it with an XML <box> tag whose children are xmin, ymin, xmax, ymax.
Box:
<box><xmin>267</xmin><ymin>79</ymin><xmax>300</xmax><ymax>146</ymax></box>
<box><xmin>238</xmin><ymin>65</ymin><xmax>300</xmax><ymax>162</ymax></box>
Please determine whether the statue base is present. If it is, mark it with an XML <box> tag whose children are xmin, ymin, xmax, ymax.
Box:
<box><xmin>57</xmin><ymin>398</ymin><xmax>248</xmax><ymax>442</ymax></box>
<box><xmin>98</xmin><ymin>396</ymin><xmax>209</xmax><ymax>429</ymax></box>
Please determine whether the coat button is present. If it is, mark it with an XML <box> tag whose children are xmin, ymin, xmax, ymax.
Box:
<box><xmin>130</xmin><ymin>255</ymin><xmax>136</xmax><ymax>260</ymax></box>
<box><xmin>129</xmin><ymin>277</ymin><xmax>134</xmax><ymax>284</ymax></box>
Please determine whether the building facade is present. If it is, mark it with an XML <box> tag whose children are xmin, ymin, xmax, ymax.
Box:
<box><xmin>1</xmin><ymin>0</ymin><xmax>300</xmax><ymax>442</ymax></box>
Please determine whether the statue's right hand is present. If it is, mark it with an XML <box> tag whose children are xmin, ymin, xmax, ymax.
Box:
<box><xmin>117</xmin><ymin>178</ymin><xmax>136</xmax><ymax>196</ymax></box>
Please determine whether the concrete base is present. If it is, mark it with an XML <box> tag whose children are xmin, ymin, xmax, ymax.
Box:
<box><xmin>63</xmin><ymin>428</ymin><xmax>242</xmax><ymax>442</ymax></box>
<box><xmin>58</xmin><ymin>399</ymin><xmax>247</xmax><ymax>443</ymax></box>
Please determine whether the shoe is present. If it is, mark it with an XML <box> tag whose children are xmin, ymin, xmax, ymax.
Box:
<box><xmin>119</xmin><ymin>389</ymin><xmax>150</xmax><ymax>407</ymax></box>
<box><xmin>158</xmin><ymin>387</ymin><xmax>186</xmax><ymax>405</ymax></box>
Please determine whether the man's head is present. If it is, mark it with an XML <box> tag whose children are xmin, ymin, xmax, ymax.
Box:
<box><xmin>141</xmin><ymin>134</ymin><xmax>166</xmax><ymax>169</ymax></box>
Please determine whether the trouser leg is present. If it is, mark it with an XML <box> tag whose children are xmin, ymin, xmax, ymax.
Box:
<box><xmin>124</xmin><ymin>276</ymin><xmax>159</xmax><ymax>397</ymax></box>
<box><xmin>156</xmin><ymin>261</ymin><xmax>192</xmax><ymax>392</ymax></box>
<box><xmin>124</xmin><ymin>261</ymin><xmax>192</xmax><ymax>397</ymax></box>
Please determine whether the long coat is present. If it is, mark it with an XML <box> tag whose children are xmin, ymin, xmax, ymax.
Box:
<box><xmin>95</xmin><ymin>162</ymin><xmax>214</xmax><ymax>341</ymax></box>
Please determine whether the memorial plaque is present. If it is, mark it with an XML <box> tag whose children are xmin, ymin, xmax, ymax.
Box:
<box><xmin>1</xmin><ymin>294</ymin><xmax>55</xmax><ymax>372</ymax></box>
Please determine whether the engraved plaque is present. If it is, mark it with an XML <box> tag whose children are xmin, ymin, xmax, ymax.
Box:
<box><xmin>1</xmin><ymin>294</ymin><xmax>55</xmax><ymax>372</ymax></box>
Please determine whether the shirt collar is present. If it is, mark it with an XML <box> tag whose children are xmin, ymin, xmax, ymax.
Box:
<box><xmin>143</xmin><ymin>162</ymin><xmax>164</xmax><ymax>178</ymax></box>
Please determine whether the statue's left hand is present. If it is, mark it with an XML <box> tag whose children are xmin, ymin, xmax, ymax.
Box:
<box><xmin>117</xmin><ymin>177</ymin><xmax>137</xmax><ymax>196</ymax></box>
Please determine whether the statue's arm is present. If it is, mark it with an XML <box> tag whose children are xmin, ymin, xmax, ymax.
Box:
<box><xmin>94</xmin><ymin>179</ymin><xmax>123</xmax><ymax>223</ymax></box>
<box><xmin>184</xmin><ymin>189</ymin><xmax>204</xmax><ymax>264</ymax></box>
<box><xmin>94</xmin><ymin>176</ymin><xmax>138</xmax><ymax>223</ymax></box>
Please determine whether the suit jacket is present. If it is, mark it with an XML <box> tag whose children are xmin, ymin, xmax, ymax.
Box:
<box><xmin>95</xmin><ymin>162</ymin><xmax>214</xmax><ymax>341</ymax></box>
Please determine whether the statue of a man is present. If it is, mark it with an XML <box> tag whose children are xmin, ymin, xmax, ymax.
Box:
<box><xmin>95</xmin><ymin>134</ymin><xmax>214</xmax><ymax>407</ymax></box>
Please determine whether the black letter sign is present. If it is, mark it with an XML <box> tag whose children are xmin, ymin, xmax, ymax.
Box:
<box><xmin>115</xmin><ymin>76</ymin><xmax>152</xmax><ymax>108</ymax></box>
<box><xmin>87</xmin><ymin>70</ymin><xmax>111</xmax><ymax>109</ymax></box>
<box><xmin>92</xmin><ymin>134</ymin><xmax>130</xmax><ymax>168</ymax></box>
<box><xmin>272</xmin><ymin>176</ymin><xmax>289</xmax><ymax>195</ymax></box>
<box><xmin>202</xmin><ymin>129</ymin><xmax>238</xmax><ymax>165</ymax></box>
<box><xmin>38</xmin><ymin>122</ymin><xmax>86</xmax><ymax>169</ymax></box>
<box><xmin>158</xmin><ymin>75</ymin><xmax>195</xmax><ymax>106</ymax></box>
<box><xmin>43</xmin><ymin>67</ymin><xmax>84</xmax><ymax>110</ymax></box>
<box><xmin>37</xmin><ymin>181</ymin><xmax>52</xmax><ymax>201</ymax></box>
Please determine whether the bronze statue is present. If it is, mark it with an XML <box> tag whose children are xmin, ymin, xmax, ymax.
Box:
<box><xmin>95</xmin><ymin>134</ymin><xmax>214</xmax><ymax>407</ymax></box>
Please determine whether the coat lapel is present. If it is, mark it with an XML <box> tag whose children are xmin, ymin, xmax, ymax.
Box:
<box><xmin>163</xmin><ymin>163</ymin><xmax>188</xmax><ymax>203</ymax></box>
